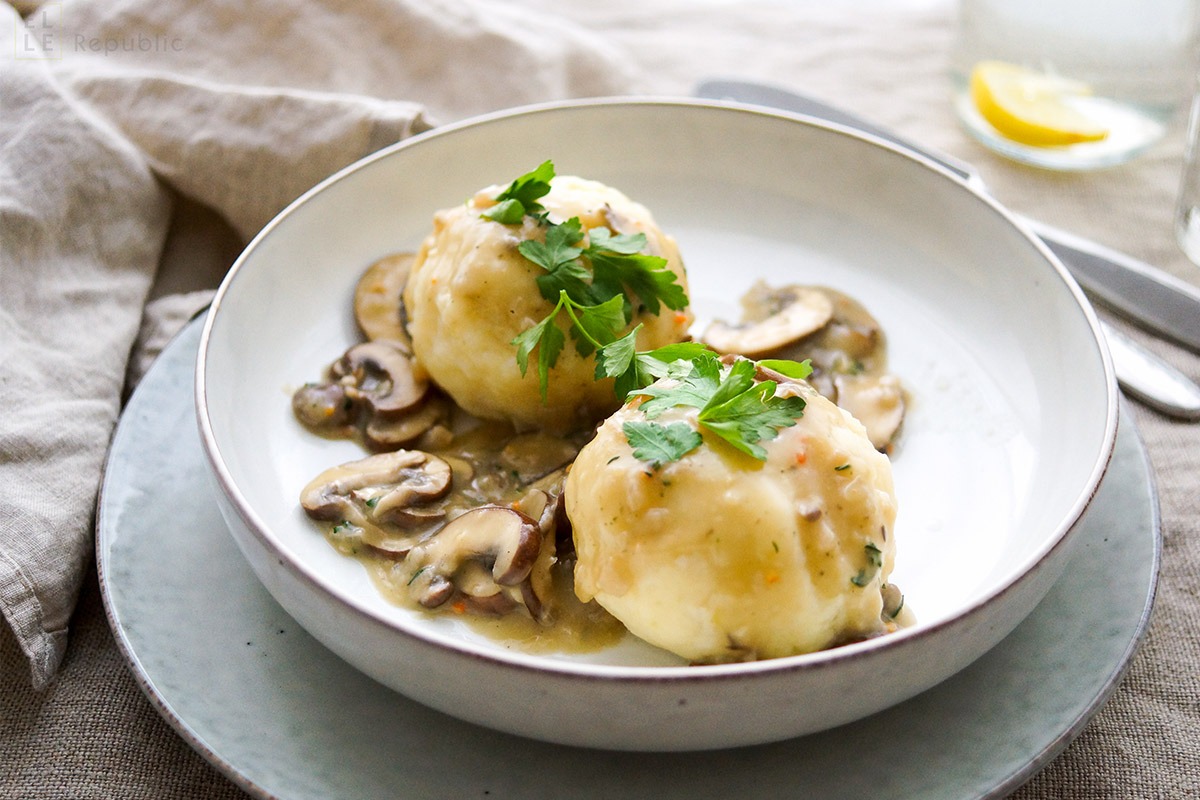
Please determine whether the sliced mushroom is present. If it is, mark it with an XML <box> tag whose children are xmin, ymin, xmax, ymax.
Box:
<box><xmin>291</xmin><ymin>382</ymin><xmax>354</xmax><ymax>433</ymax></box>
<box><xmin>332</xmin><ymin>340</ymin><xmax>427</xmax><ymax>418</ymax></box>
<box><xmin>370</xmin><ymin>453</ymin><xmax>452</xmax><ymax>519</ymax></box>
<box><xmin>364</xmin><ymin>393</ymin><xmax>450</xmax><ymax>450</ymax></box>
<box><xmin>403</xmin><ymin>505</ymin><xmax>543</xmax><ymax>615</ymax></box>
<box><xmin>499</xmin><ymin>432</ymin><xmax>581</xmax><ymax>484</ymax></box>
<box><xmin>822</xmin><ymin>318</ymin><xmax>880</xmax><ymax>362</ymax></box>
<box><xmin>513</xmin><ymin>471</ymin><xmax>566</xmax><ymax>622</ymax></box>
<box><xmin>354</xmin><ymin>252</ymin><xmax>414</xmax><ymax>347</ymax></box>
<box><xmin>702</xmin><ymin>284</ymin><xmax>833</xmax><ymax>357</ymax></box>
<box><xmin>833</xmin><ymin>373</ymin><xmax>906</xmax><ymax>451</ymax></box>
<box><xmin>293</xmin><ymin>339</ymin><xmax>439</xmax><ymax>450</ymax></box>
<box><xmin>881</xmin><ymin>582</ymin><xmax>905</xmax><ymax>621</ymax></box>
<box><xmin>512</xmin><ymin>467</ymin><xmax>567</xmax><ymax>536</ymax></box>
<box><xmin>299</xmin><ymin>450</ymin><xmax>454</xmax><ymax>554</ymax></box>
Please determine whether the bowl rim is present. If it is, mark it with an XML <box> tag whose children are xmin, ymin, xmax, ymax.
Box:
<box><xmin>194</xmin><ymin>95</ymin><xmax>1119</xmax><ymax>684</ymax></box>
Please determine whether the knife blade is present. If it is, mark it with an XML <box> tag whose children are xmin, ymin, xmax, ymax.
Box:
<box><xmin>695</xmin><ymin>79</ymin><xmax>1200</xmax><ymax>354</ymax></box>
<box><xmin>695</xmin><ymin>79</ymin><xmax>1200</xmax><ymax>420</ymax></box>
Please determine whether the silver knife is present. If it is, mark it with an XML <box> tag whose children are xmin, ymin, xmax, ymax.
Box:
<box><xmin>696</xmin><ymin>79</ymin><xmax>1200</xmax><ymax>420</ymax></box>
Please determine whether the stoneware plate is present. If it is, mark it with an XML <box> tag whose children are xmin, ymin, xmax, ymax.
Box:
<box><xmin>195</xmin><ymin>99</ymin><xmax>1118</xmax><ymax>750</ymax></box>
<box><xmin>103</xmin><ymin>317</ymin><xmax>1156</xmax><ymax>798</ymax></box>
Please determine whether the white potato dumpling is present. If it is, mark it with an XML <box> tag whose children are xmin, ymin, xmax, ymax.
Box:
<box><xmin>567</xmin><ymin>380</ymin><xmax>897</xmax><ymax>663</ymax></box>
<box><xmin>403</xmin><ymin>175</ymin><xmax>693</xmax><ymax>433</ymax></box>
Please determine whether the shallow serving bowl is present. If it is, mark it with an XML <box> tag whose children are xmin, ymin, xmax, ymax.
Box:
<box><xmin>195</xmin><ymin>98</ymin><xmax>1117</xmax><ymax>752</ymax></box>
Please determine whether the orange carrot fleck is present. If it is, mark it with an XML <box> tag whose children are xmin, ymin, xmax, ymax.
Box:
<box><xmin>451</xmin><ymin>601</ymin><xmax>466</xmax><ymax>615</ymax></box>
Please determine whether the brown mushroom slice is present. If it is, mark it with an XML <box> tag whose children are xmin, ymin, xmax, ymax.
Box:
<box><xmin>833</xmin><ymin>373</ymin><xmax>906</xmax><ymax>451</ymax></box>
<box><xmin>822</xmin><ymin>318</ymin><xmax>880</xmax><ymax>362</ymax></box>
<box><xmin>881</xmin><ymin>582</ymin><xmax>905</xmax><ymax>621</ymax></box>
<box><xmin>291</xmin><ymin>382</ymin><xmax>354</xmax><ymax>433</ymax></box>
<box><xmin>333</xmin><ymin>340</ymin><xmax>427</xmax><ymax>418</ymax></box>
<box><xmin>365</xmin><ymin>394</ymin><xmax>450</xmax><ymax>451</ymax></box>
<box><xmin>512</xmin><ymin>467</ymin><xmax>567</xmax><ymax>536</ymax></box>
<box><xmin>499</xmin><ymin>433</ymin><xmax>581</xmax><ymax>484</ymax></box>
<box><xmin>299</xmin><ymin>450</ymin><xmax>454</xmax><ymax>554</ymax></box>
<box><xmin>354</xmin><ymin>252</ymin><xmax>415</xmax><ymax>347</ymax></box>
<box><xmin>403</xmin><ymin>506</ymin><xmax>543</xmax><ymax>613</ymax></box>
<box><xmin>701</xmin><ymin>284</ymin><xmax>834</xmax><ymax>357</ymax></box>
<box><xmin>511</xmin><ymin>473</ymin><xmax>565</xmax><ymax>622</ymax></box>
<box><xmin>370</xmin><ymin>452</ymin><xmax>452</xmax><ymax>518</ymax></box>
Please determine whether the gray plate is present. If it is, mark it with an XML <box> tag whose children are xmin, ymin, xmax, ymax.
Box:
<box><xmin>97</xmin><ymin>315</ymin><xmax>1159</xmax><ymax>800</ymax></box>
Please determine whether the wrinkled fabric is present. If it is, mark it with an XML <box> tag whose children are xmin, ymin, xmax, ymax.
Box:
<box><xmin>0</xmin><ymin>0</ymin><xmax>634</xmax><ymax>690</ymax></box>
<box><xmin>2</xmin><ymin>0</ymin><xmax>1199</xmax><ymax>797</ymax></box>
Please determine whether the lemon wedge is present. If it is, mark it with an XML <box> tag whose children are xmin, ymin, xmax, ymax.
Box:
<box><xmin>969</xmin><ymin>60</ymin><xmax>1109</xmax><ymax>147</ymax></box>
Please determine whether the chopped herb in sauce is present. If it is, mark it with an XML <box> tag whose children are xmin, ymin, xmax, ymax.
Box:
<box><xmin>851</xmin><ymin>542</ymin><xmax>884</xmax><ymax>587</ymax></box>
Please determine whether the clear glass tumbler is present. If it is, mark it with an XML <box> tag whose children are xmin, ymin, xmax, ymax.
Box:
<box><xmin>1176</xmin><ymin>82</ymin><xmax>1200</xmax><ymax>264</ymax></box>
<box><xmin>951</xmin><ymin>0</ymin><xmax>1200</xmax><ymax>170</ymax></box>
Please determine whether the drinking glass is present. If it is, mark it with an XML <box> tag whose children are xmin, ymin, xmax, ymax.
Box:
<box><xmin>951</xmin><ymin>0</ymin><xmax>1200</xmax><ymax>170</ymax></box>
<box><xmin>1176</xmin><ymin>81</ymin><xmax>1200</xmax><ymax>264</ymax></box>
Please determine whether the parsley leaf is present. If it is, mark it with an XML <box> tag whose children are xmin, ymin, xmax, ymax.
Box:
<box><xmin>590</xmin><ymin>252</ymin><xmax>687</xmax><ymax>316</ymax></box>
<box><xmin>758</xmin><ymin>358</ymin><xmax>815</xmax><ymax>381</ymax></box>
<box><xmin>624</xmin><ymin>355</ymin><xmax>807</xmax><ymax>464</ymax></box>
<box><xmin>699</xmin><ymin>379</ymin><xmax>807</xmax><ymax>459</ymax></box>
<box><xmin>595</xmin><ymin>335</ymin><xmax>712</xmax><ymax>400</ymax></box>
<box><xmin>512</xmin><ymin>310</ymin><xmax>565</xmax><ymax>401</ymax></box>
<box><xmin>492</xmin><ymin>161</ymin><xmax>691</xmax><ymax>402</ymax></box>
<box><xmin>520</xmin><ymin>217</ymin><xmax>588</xmax><ymax>301</ymax></box>
<box><xmin>623</xmin><ymin>421</ymin><xmax>703</xmax><ymax>468</ymax></box>
<box><xmin>566</xmin><ymin>294</ymin><xmax>626</xmax><ymax>357</ymax></box>
<box><xmin>637</xmin><ymin>355</ymin><xmax>722</xmax><ymax>418</ymax></box>
<box><xmin>586</xmin><ymin>226</ymin><xmax>648</xmax><ymax>254</ymax></box>
<box><xmin>481</xmin><ymin>160</ymin><xmax>555</xmax><ymax>223</ymax></box>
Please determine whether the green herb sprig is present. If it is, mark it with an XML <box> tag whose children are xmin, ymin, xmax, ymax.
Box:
<box><xmin>619</xmin><ymin>351</ymin><xmax>813</xmax><ymax>466</ymax></box>
<box><xmin>480</xmin><ymin>160</ymin><xmax>555</xmax><ymax>224</ymax></box>
<box><xmin>485</xmin><ymin>162</ymin><xmax>690</xmax><ymax>399</ymax></box>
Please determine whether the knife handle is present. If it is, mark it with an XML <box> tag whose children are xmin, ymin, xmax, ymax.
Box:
<box><xmin>1027</xmin><ymin>218</ymin><xmax>1200</xmax><ymax>355</ymax></box>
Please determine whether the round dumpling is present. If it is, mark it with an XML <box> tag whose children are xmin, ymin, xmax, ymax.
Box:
<box><xmin>403</xmin><ymin>175</ymin><xmax>693</xmax><ymax>433</ymax></box>
<box><xmin>566</xmin><ymin>374</ymin><xmax>897</xmax><ymax>663</ymax></box>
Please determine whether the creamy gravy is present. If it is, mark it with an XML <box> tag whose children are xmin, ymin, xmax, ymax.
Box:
<box><xmin>296</xmin><ymin>256</ymin><xmax>911</xmax><ymax>658</ymax></box>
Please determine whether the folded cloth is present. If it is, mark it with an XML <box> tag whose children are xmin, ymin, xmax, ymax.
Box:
<box><xmin>0</xmin><ymin>0</ymin><xmax>637</xmax><ymax>689</ymax></box>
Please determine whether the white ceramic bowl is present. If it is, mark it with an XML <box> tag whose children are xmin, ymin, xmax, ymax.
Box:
<box><xmin>196</xmin><ymin>98</ymin><xmax>1117</xmax><ymax>751</ymax></box>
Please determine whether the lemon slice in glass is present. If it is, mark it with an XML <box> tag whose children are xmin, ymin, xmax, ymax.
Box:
<box><xmin>969</xmin><ymin>60</ymin><xmax>1109</xmax><ymax>147</ymax></box>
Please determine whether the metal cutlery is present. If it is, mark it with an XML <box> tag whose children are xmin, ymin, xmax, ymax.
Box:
<box><xmin>695</xmin><ymin>79</ymin><xmax>1200</xmax><ymax>420</ymax></box>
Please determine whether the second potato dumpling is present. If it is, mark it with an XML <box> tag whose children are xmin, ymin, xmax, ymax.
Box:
<box><xmin>404</xmin><ymin>167</ymin><xmax>693</xmax><ymax>433</ymax></box>
<box><xmin>567</xmin><ymin>372</ymin><xmax>898</xmax><ymax>663</ymax></box>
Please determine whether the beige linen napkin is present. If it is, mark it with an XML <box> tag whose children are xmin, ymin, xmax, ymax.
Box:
<box><xmin>0</xmin><ymin>0</ymin><xmax>636</xmax><ymax>689</ymax></box>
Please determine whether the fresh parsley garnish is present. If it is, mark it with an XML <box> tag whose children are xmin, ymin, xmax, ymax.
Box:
<box><xmin>626</xmin><ymin>354</ymin><xmax>811</xmax><ymax>462</ymax></box>
<box><xmin>623</xmin><ymin>420</ymin><xmax>703</xmax><ymax>469</ymax></box>
<box><xmin>758</xmin><ymin>358</ymin><xmax>815</xmax><ymax>380</ymax></box>
<box><xmin>491</xmin><ymin>162</ymin><xmax>690</xmax><ymax>400</ymax></box>
<box><xmin>596</xmin><ymin>338</ymin><xmax>712</xmax><ymax>402</ymax></box>
<box><xmin>480</xmin><ymin>160</ymin><xmax>554</xmax><ymax>224</ymax></box>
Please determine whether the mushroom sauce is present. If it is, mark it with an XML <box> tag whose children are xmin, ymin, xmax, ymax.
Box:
<box><xmin>292</xmin><ymin>253</ymin><xmax>909</xmax><ymax>656</ymax></box>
